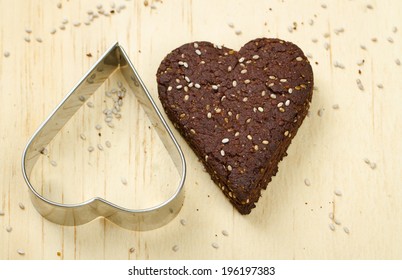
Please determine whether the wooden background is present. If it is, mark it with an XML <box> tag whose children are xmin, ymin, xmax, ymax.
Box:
<box><xmin>1</xmin><ymin>0</ymin><xmax>401</xmax><ymax>260</ymax></box>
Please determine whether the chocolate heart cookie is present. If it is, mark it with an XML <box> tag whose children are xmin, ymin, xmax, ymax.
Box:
<box><xmin>157</xmin><ymin>38</ymin><xmax>313</xmax><ymax>214</ymax></box>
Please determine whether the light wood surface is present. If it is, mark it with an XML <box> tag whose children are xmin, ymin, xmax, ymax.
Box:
<box><xmin>1</xmin><ymin>0</ymin><xmax>401</xmax><ymax>260</ymax></box>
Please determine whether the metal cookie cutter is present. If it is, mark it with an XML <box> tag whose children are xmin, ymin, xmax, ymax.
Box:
<box><xmin>22</xmin><ymin>42</ymin><xmax>186</xmax><ymax>231</ymax></box>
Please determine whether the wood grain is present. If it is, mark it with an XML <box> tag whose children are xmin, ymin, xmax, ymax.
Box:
<box><xmin>0</xmin><ymin>0</ymin><xmax>401</xmax><ymax>260</ymax></box>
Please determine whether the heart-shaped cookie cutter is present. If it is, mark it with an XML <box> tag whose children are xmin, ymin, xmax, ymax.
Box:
<box><xmin>22</xmin><ymin>42</ymin><xmax>186</xmax><ymax>230</ymax></box>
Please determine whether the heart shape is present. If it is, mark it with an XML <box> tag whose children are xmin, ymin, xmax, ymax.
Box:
<box><xmin>157</xmin><ymin>38</ymin><xmax>313</xmax><ymax>214</ymax></box>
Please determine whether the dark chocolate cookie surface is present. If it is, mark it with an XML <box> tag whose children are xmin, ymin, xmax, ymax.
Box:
<box><xmin>157</xmin><ymin>38</ymin><xmax>313</xmax><ymax>214</ymax></box>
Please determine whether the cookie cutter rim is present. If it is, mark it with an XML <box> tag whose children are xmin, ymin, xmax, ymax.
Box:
<box><xmin>21</xmin><ymin>42</ymin><xmax>186</xmax><ymax>231</ymax></box>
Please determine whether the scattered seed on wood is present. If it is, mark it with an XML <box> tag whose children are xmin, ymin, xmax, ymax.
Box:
<box><xmin>172</xmin><ymin>245</ymin><xmax>179</xmax><ymax>252</ymax></box>
<box><xmin>25</xmin><ymin>28</ymin><xmax>32</xmax><ymax>34</ymax></box>
<box><xmin>17</xmin><ymin>249</ymin><xmax>25</xmax><ymax>255</ymax></box>
<box><xmin>129</xmin><ymin>247</ymin><xmax>135</xmax><ymax>253</ymax></box>
<box><xmin>6</xmin><ymin>226</ymin><xmax>12</xmax><ymax>232</ymax></box>
<box><xmin>180</xmin><ymin>219</ymin><xmax>187</xmax><ymax>226</ymax></box>
<box><xmin>387</xmin><ymin>37</ymin><xmax>394</xmax><ymax>43</ymax></box>
<box><xmin>80</xmin><ymin>133</ymin><xmax>86</xmax><ymax>140</ymax></box>
<box><xmin>0</xmin><ymin>210</ymin><xmax>4</xmax><ymax>216</ymax></box>
<box><xmin>343</xmin><ymin>227</ymin><xmax>350</xmax><ymax>234</ymax></box>
<box><xmin>24</xmin><ymin>37</ymin><xmax>31</xmax><ymax>42</ymax></box>
<box><xmin>370</xmin><ymin>162</ymin><xmax>377</xmax><ymax>169</ymax></box>
<box><xmin>364</xmin><ymin>158</ymin><xmax>371</xmax><ymax>164</ymax></box>
<box><xmin>332</xmin><ymin>104</ymin><xmax>339</xmax><ymax>109</ymax></box>
<box><xmin>50</xmin><ymin>160</ymin><xmax>57</xmax><ymax>167</ymax></box>
<box><xmin>334</xmin><ymin>27</ymin><xmax>345</xmax><ymax>35</ymax></box>
<box><xmin>321</xmin><ymin>4</ymin><xmax>327</xmax><ymax>9</ymax></box>
<box><xmin>304</xmin><ymin>178</ymin><xmax>311</xmax><ymax>186</ymax></box>
<box><xmin>105</xmin><ymin>141</ymin><xmax>111</xmax><ymax>148</ymax></box>
<box><xmin>121</xmin><ymin>177</ymin><xmax>128</xmax><ymax>185</ymax></box>
<box><xmin>235</xmin><ymin>30</ymin><xmax>242</xmax><ymax>35</ymax></box>
<box><xmin>73</xmin><ymin>21</ymin><xmax>81</xmax><ymax>27</ymax></box>
<box><xmin>334</xmin><ymin>189</ymin><xmax>342</xmax><ymax>196</ymax></box>
<box><xmin>88</xmin><ymin>146</ymin><xmax>94</xmax><ymax>152</ymax></box>
<box><xmin>222</xmin><ymin>230</ymin><xmax>229</xmax><ymax>237</ymax></box>
<box><xmin>317</xmin><ymin>108</ymin><xmax>324</xmax><ymax>117</ymax></box>
<box><xmin>95</xmin><ymin>124</ymin><xmax>102</xmax><ymax>130</ymax></box>
<box><xmin>334</xmin><ymin>218</ymin><xmax>341</xmax><ymax>225</ymax></box>
<box><xmin>19</xmin><ymin>202</ymin><xmax>25</xmax><ymax>210</ymax></box>
<box><xmin>228</xmin><ymin>22</ymin><xmax>234</xmax><ymax>28</ymax></box>
<box><xmin>86</xmin><ymin>102</ymin><xmax>94</xmax><ymax>108</ymax></box>
<box><xmin>36</xmin><ymin>37</ymin><xmax>43</xmax><ymax>43</ymax></box>
<box><xmin>329</xmin><ymin>223</ymin><xmax>335</xmax><ymax>231</ymax></box>
<box><xmin>395</xmin><ymin>59</ymin><xmax>401</xmax><ymax>66</ymax></box>
<box><xmin>3</xmin><ymin>51</ymin><xmax>10</xmax><ymax>58</ymax></box>
<box><xmin>334</xmin><ymin>61</ymin><xmax>345</xmax><ymax>69</ymax></box>
<box><xmin>56</xmin><ymin>2</ymin><xmax>62</xmax><ymax>9</ymax></box>
<box><xmin>97</xmin><ymin>144</ymin><xmax>103</xmax><ymax>151</ymax></box>
<box><xmin>377</xmin><ymin>83</ymin><xmax>384</xmax><ymax>89</ymax></box>
<box><xmin>392</xmin><ymin>26</ymin><xmax>398</xmax><ymax>33</ymax></box>
<box><xmin>329</xmin><ymin>212</ymin><xmax>334</xmax><ymax>219</ymax></box>
<box><xmin>211</xmin><ymin>242</ymin><xmax>219</xmax><ymax>249</ymax></box>
<box><xmin>324</xmin><ymin>42</ymin><xmax>330</xmax><ymax>50</ymax></box>
<box><xmin>366</xmin><ymin>4</ymin><xmax>373</xmax><ymax>9</ymax></box>
<box><xmin>357</xmin><ymin>59</ymin><xmax>365</xmax><ymax>66</ymax></box>
<box><xmin>360</xmin><ymin>44</ymin><xmax>367</xmax><ymax>50</ymax></box>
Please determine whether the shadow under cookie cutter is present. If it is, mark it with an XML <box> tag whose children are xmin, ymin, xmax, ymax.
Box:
<box><xmin>21</xmin><ymin>42</ymin><xmax>186</xmax><ymax>231</ymax></box>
